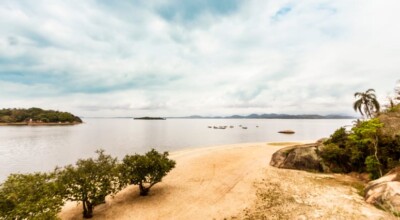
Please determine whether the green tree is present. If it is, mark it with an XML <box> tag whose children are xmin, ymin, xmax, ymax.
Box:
<box><xmin>120</xmin><ymin>149</ymin><xmax>176</xmax><ymax>196</ymax></box>
<box><xmin>348</xmin><ymin>118</ymin><xmax>384</xmax><ymax>177</ymax></box>
<box><xmin>353</xmin><ymin>89</ymin><xmax>380</xmax><ymax>118</ymax></box>
<box><xmin>0</xmin><ymin>172</ymin><xmax>63</xmax><ymax>220</ymax></box>
<box><xmin>321</xmin><ymin>127</ymin><xmax>351</xmax><ymax>172</ymax></box>
<box><xmin>57</xmin><ymin>150</ymin><xmax>122</xmax><ymax>218</ymax></box>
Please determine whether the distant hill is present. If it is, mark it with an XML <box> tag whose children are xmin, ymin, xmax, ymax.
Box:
<box><xmin>134</xmin><ymin>117</ymin><xmax>166</xmax><ymax>120</ymax></box>
<box><xmin>0</xmin><ymin>107</ymin><xmax>82</xmax><ymax>124</ymax></box>
<box><xmin>180</xmin><ymin>113</ymin><xmax>354</xmax><ymax>119</ymax></box>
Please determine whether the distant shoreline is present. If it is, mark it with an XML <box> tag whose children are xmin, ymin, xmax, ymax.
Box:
<box><xmin>133</xmin><ymin>117</ymin><xmax>166</xmax><ymax>120</ymax></box>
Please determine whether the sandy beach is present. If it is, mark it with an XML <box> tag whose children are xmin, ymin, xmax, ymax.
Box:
<box><xmin>59</xmin><ymin>141</ymin><xmax>395</xmax><ymax>220</ymax></box>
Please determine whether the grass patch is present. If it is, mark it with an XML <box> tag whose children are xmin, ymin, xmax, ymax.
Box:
<box><xmin>230</xmin><ymin>180</ymin><xmax>297</xmax><ymax>220</ymax></box>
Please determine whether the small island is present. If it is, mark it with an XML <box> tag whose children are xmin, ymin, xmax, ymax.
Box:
<box><xmin>0</xmin><ymin>107</ymin><xmax>82</xmax><ymax>126</ymax></box>
<box><xmin>133</xmin><ymin>117</ymin><xmax>166</xmax><ymax>120</ymax></box>
<box><xmin>278</xmin><ymin>130</ymin><xmax>295</xmax><ymax>134</ymax></box>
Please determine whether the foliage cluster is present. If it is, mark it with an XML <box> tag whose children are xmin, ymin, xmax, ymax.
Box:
<box><xmin>0</xmin><ymin>173</ymin><xmax>63</xmax><ymax>220</ymax></box>
<box><xmin>353</xmin><ymin>89</ymin><xmax>380</xmax><ymax>119</ymax></box>
<box><xmin>0</xmin><ymin>107</ymin><xmax>82</xmax><ymax>123</ymax></box>
<box><xmin>0</xmin><ymin>149</ymin><xmax>175</xmax><ymax>219</ymax></box>
<box><xmin>321</xmin><ymin>117</ymin><xmax>400</xmax><ymax>179</ymax></box>
<box><xmin>323</xmin><ymin>85</ymin><xmax>400</xmax><ymax>179</ymax></box>
<box><xmin>119</xmin><ymin>149</ymin><xmax>176</xmax><ymax>196</ymax></box>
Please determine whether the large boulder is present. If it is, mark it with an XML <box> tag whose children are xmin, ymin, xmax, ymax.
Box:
<box><xmin>270</xmin><ymin>142</ymin><xmax>329</xmax><ymax>172</ymax></box>
<box><xmin>378</xmin><ymin>112</ymin><xmax>400</xmax><ymax>138</ymax></box>
<box><xmin>365</xmin><ymin>167</ymin><xmax>400</xmax><ymax>214</ymax></box>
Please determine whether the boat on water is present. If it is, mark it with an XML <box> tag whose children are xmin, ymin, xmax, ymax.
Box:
<box><xmin>213</xmin><ymin>126</ymin><xmax>227</xmax><ymax>129</ymax></box>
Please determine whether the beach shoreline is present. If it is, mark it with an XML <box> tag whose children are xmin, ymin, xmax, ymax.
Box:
<box><xmin>59</xmin><ymin>140</ymin><xmax>394</xmax><ymax>220</ymax></box>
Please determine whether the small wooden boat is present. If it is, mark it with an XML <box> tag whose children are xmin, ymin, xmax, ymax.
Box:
<box><xmin>242</xmin><ymin>126</ymin><xmax>248</xmax><ymax>129</ymax></box>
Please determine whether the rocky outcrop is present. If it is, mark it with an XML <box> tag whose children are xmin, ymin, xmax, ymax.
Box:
<box><xmin>365</xmin><ymin>167</ymin><xmax>400</xmax><ymax>214</ymax></box>
<box><xmin>378</xmin><ymin>112</ymin><xmax>400</xmax><ymax>138</ymax></box>
<box><xmin>270</xmin><ymin>142</ymin><xmax>329</xmax><ymax>172</ymax></box>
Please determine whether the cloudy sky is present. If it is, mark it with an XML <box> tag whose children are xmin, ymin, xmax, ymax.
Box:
<box><xmin>1</xmin><ymin>0</ymin><xmax>399</xmax><ymax>117</ymax></box>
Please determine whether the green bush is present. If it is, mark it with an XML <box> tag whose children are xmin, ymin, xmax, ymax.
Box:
<box><xmin>120</xmin><ymin>149</ymin><xmax>176</xmax><ymax>196</ymax></box>
<box><xmin>57</xmin><ymin>150</ymin><xmax>122</xmax><ymax>218</ymax></box>
<box><xmin>320</xmin><ymin>117</ymin><xmax>400</xmax><ymax>179</ymax></box>
<box><xmin>0</xmin><ymin>148</ymin><xmax>176</xmax><ymax>218</ymax></box>
<box><xmin>0</xmin><ymin>172</ymin><xmax>63</xmax><ymax>220</ymax></box>
<box><xmin>324</xmin><ymin>127</ymin><xmax>348</xmax><ymax>148</ymax></box>
<box><xmin>320</xmin><ymin>143</ymin><xmax>349</xmax><ymax>173</ymax></box>
<box><xmin>365</xmin><ymin>156</ymin><xmax>381</xmax><ymax>179</ymax></box>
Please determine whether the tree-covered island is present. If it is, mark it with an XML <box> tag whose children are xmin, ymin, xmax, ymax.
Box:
<box><xmin>0</xmin><ymin>107</ymin><xmax>82</xmax><ymax>125</ymax></box>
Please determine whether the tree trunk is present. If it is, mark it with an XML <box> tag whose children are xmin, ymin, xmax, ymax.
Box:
<box><xmin>139</xmin><ymin>183</ymin><xmax>149</xmax><ymax>196</ymax></box>
<box><xmin>83</xmin><ymin>200</ymin><xmax>93</xmax><ymax>218</ymax></box>
<box><xmin>373</xmin><ymin>136</ymin><xmax>383</xmax><ymax>177</ymax></box>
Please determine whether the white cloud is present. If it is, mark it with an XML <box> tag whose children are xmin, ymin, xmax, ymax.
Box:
<box><xmin>0</xmin><ymin>0</ymin><xmax>399</xmax><ymax>117</ymax></box>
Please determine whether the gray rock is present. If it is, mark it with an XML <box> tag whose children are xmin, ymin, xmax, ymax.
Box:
<box><xmin>270</xmin><ymin>143</ymin><xmax>328</xmax><ymax>172</ymax></box>
<box><xmin>365</xmin><ymin>167</ymin><xmax>400</xmax><ymax>214</ymax></box>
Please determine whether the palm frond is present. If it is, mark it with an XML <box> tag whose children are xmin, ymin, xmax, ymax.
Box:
<box><xmin>366</xmin><ymin>88</ymin><xmax>375</xmax><ymax>93</ymax></box>
<box><xmin>353</xmin><ymin>99</ymin><xmax>363</xmax><ymax>111</ymax></box>
<box><xmin>372</xmin><ymin>99</ymin><xmax>380</xmax><ymax>112</ymax></box>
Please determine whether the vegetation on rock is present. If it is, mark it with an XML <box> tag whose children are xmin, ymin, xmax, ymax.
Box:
<box><xmin>321</xmin><ymin>84</ymin><xmax>400</xmax><ymax>179</ymax></box>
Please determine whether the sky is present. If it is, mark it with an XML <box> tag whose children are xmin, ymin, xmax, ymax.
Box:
<box><xmin>0</xmin><ymin>0</ymin><xmax>400</xmax><ymax>117</ymax></box>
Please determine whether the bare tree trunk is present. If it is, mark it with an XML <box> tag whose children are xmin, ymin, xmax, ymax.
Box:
<box><xmin>139</xmin><ymin>182</ymin><xmax>149</xmax><ymax>196</ymax></box>
<box><xmin>83</xmin><ymin>200</ymin><xmax>93</xmax><ymax>218</ymax></box>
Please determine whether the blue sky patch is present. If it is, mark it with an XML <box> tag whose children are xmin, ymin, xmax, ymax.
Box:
<box><xmin>157</xmin><ymin>0</ymin><xmax>241</xmax><ymax>23</ymax></box>
<box><xmin>272</xmin><ymin>6</ymin><xmax>292</xmax><ymax>21</ymax></box>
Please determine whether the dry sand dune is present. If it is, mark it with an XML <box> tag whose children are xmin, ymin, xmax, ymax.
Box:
<box><xmin>59</xmin><ymin>142</ymin><xmax>396</xmax><ymax>220</ymax></box>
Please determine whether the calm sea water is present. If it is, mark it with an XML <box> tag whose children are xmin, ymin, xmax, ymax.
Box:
<box><xmin>0</xmin><ymin>118</ymin><xmax>353</xmax><ymax>181</ymax></box>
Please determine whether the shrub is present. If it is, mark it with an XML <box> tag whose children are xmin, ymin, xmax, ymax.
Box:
<box><xmin>0</xmin><ymin>172</ymin><xmax>63</xmax><ymax>220</ymax></box>
<box><xmin>324</xmin><ymin>127</ymin><xmax>348</xmax><ymax>148</ymax></box>
<box><xmin>120</xmin><ymin>149</ymin><xmax>176</xmax><ymax>196</ymax></box>
<box><xmin>365</xmin><ymin>156</ymin><xmax>381</xmax><ymax>179</ymax></box>
<box><xmin>57</xmin><ymin>150</ymin><xmax>122</xmax><ymax>218</ymax></box>
<box><xmin>320</xmin><ymin>143</ymin><xmax>349</xmax><ymax>173</ymax></box>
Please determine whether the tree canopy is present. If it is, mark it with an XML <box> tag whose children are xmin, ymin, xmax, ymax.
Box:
<box><xmin>353</xmin><ymin>89</ymin><xmax>380</xmax><ymax>118</ymax></box>
<box><xmin>57</xmin><ymin>150</ymin><xmax>122</xmax><ymax>218</ymax></box>
<box><xmin>120</xmin><ymin>149</ymin><xmax>176</xmax><ymax>196</ymax></box>
<box><xmin>0</xmin><ymin>172</ymin><xmax>63</xmax><ymax>220</ymax></box>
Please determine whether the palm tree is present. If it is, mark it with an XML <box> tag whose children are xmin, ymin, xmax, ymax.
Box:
<box><xmin>353</xmin><ymin>89</ymin><xmax>380</xmax><ymax>118</ymax></box>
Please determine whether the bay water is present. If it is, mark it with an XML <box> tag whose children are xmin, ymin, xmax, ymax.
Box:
<box><xmin>0</xmin><ymin>118</ymin><xmax>353</xmax><ymax>181</ymax></box>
